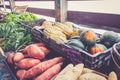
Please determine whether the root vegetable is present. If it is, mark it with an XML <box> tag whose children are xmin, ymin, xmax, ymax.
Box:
<box><xmin>34</xmin><ymin>43</ymin><xmax>45</xmax><ymax>47</ymax></box>
<box><xmin>16</xmin><ymin>70</ymin><xmax>26</xmax><ymax>80</ymax></box>
<box><xmin>73</xmin><ymin>64</ymin><xmax>84</xmax><ymax>79</ymax></box>
<box><xmin>79</xmin><ymin>73</ymin><xmax>107</xmax><ymax>80</ymax></box>
<box><xmin>24</xmin><ymin>57</ymin><xmax>63</xmax><ymax>79</ymax></box>
<box><xmin>54</xmin><ymin>63</ymin><xmax>84</xmax><ymax>80</ymax></box>
<box><xmin>82</xmin><ymin>68</ymin><xmax>93</xmax><ymax>74</ymax></box>
<box><xmin>7</xmin><ymin>52</ymin><xmax>15</xmax><ymax>64</ymax></box>
<box><xmin>108</xmin><ymin>71</ymin><xmax>118</xmax><ymax>80</ymax></box>
<box><xmin>23</xmin><ymin>46</ymin><xmax>29</xmax><ymax>53</ymax></box>
<box><xmin>23</xmin><ymin>54</ymin><xmax>29</xmax><ymax>58</ymax></box>
<box><xmin>23</xmin><ymin>43</ymin><xmax>45</xmax><ymax>53</ymax></box>
<box><xmin>17</xmin><ymin>58</ymin><xmax>40</xmax><ymax>69</ymax></box>
<box><xmin>27</xmin><ymin>44</ymin><xmax>45</xmax><ymax>59</ymax></box>
<box><xmin>39</xmin><ymin>46</ymin><xmax>50</xmax><ymax>55</ymax></box>
<box><xmin>34</xmin><ymin>62</ymin><xmax>63</xmax><ymax>80</ymax></box>
<box><xmin>54</xmin><ymin>64</ymin><xmax>74</xmax><ymax>80</ymax></box>
<box><xmin>13</xmin><ymin>52</ymin><xmax>24</xmax><ymax>63</ymax></box>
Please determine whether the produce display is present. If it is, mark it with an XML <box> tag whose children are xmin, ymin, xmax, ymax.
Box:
<box><xmin>7</xmin><ymin>43</ymin><xmax>63</xmax><ymax>80</ymax></box>
<box><xmin>33</xmin><ymin>20</ymin><xmax>120</xmax><ymax>55</ymax></box>
<box><xmin>0</xmin><ymin>11</ymin><xmax>120</xmax><ymax>80</ymax></box>
<box><xmin>0</xmin><ymin>12</ymin><xmax>39</xmax><ymax>52</ymax></box>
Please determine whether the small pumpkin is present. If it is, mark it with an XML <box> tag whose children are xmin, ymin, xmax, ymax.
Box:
<box><xmin>80</xmin><ymin>29</ymin><xmax>98</xmax><ymax>46</ymax></box>
<box><xmin>89</xmin><ymin>44</ymin><xmax>107</xmax><ymax>55</ymax></box>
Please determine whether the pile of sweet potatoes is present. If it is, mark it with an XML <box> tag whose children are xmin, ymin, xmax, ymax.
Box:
<box><xmin>7</xmin><ymin>43</ymin><xmax>63</xmax><ymax>80</ymax></box>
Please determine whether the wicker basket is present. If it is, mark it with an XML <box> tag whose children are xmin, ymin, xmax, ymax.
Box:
<box><xmin>31</xmin><ymin>27</ymin><xmax>112</xmax><ymax>70</ymax></box>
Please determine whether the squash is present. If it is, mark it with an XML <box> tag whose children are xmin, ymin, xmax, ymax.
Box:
<box><xmin>43</xmin><ymin>26</ymin><xmax>67</xmax><ymax>39</ymax></box>
<box><xmin>67</xmin><ymin>38</ymin><xmax>85</xmax><ymax>50</ymax></box>
<box><xmin>80</xmin><ymin>30</ymin><xmax>98</xmax><ymax>46</ymax></box>
<box><xmin>54</xmin><ymin>22</ymin><xmax>73</xmax><ymax>38</ymax></box>
<box><xmin>63</xmin><ymin>21</ymin><xmax>74</xmax><ymax>31</ymax></box>
<box><xmin>70</xmin><ymin>28</ymin><xmax>83</xmax><ymax>38</ymax></box>
<box><xmin>42</xmin><ymin>20</ymin><xmax>52</xmax><ymax>28</ymax></box>
<box><xmin>88</xmin><ymin>44</ymin><xmax>107</xmax><ymax>55</ymax></box>
<box><xmin>100</xmin><ymin>31</ymin><xmax>119</xmax><ymax>48</ymax></box>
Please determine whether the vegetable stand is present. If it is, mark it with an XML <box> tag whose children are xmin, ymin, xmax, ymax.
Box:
<box><xmin>0</xmin><ymin>0</ymin><xmax>120</xmax><ymax>80</ymax></box>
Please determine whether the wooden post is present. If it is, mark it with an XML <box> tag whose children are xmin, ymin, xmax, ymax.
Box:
<box><xmin>9</xmin><ymin>0</ymin><xmax>15</xmax><ymax>11</ymax></box>
<box><xmin>55</xmin><ymin>0</ymin><xmax>67</xmax><ymax>23</ymax></box>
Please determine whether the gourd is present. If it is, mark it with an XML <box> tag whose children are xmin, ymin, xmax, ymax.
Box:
<box><xmin>67</xmin><ymin>38</ymin><xmax>85</xmax><ymax>50</ymax></box>
<box><xmin>80</xmin><ymin>29</ymin><xmax>98</xmax><ymax>46</ymax></box>
<box><xmin>41</xmin><ymin>20</ymin><xmax>52</xmax><ymax>28</ymax></box>
<box><xmin>54</xmin><ymin>22</ymin><xmax>73</xmax><ymax>38</ymax></box>
<box><xmin>70</xmin><ymin>28</ymin><xmax>83</xmax><ymax>38</ymax></box>
<box><xmin>100</xmin><ymin>31</ymin><xmax>119</xmax><ymax>48</ymax></box>
<box><xmin>89</xmin><ymin>44</ymin><xmax>107</xmax><ymax>55</ymax></box>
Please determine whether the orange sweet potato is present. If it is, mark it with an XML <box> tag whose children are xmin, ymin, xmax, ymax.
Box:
<box><xmin>34</xmin><ymin>62</ymin><xmax>63</xmax><ymax>80</ymax></box>
<box><xmin>23</xmin><ymin>46</ymin><xmax>29</xmax><ymax>53</ymax></box>
<box><xmin>34</xmin><ymin>43</ymin><xmax>45</xmax><ymax>47</ymax></box>
<box><xmin>24</xmin><ymin>57</ymin><xmax>63</xmax><ymax>79</ymax></box>
<box><xmin>7</xmin><ymin>52</ymin><xmax>15</xmax><ymax>64</ymax></box>
<box><xmin>13</xmin><ymin>52</ymin><xmax>24</xmax><ymax>63</ymax></box>
<box><xmin>23</xmin><ymin>43</ymin><xmax>45</xmax><ymax>53</ymax></box>
<box><xmin>17</xmin><ymin>58</ymin><xmax>40</xmax><ymax>69</ymax></box>
<box><xmin>39</xmin><ymin>46</ymin><xmax>50</xmax><ymax>55</ymax></box>
<box><xmin>16</xmin><ymin>70</ymin><xmax>26</xmax><ymax>80</ymax></box>
<box><xmin>27</xmin><ymin>44</ymin><xmax>45</xmax><ymax>59</ymax></box>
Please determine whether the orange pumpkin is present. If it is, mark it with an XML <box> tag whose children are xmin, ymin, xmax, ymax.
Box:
<box><xmin>89</xmin><ymin>44</ymin><xmax>107</xmax><ymax>55</ymax></box>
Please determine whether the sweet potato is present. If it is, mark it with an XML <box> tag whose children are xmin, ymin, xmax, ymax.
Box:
<box><xmin>7</xmin><ymin>52</ymin><xmax>15</xmax><ymax>64</ymax></box>
<box><xmin>24</xmin><ymin>57</ymin><xmax>63</xmax><ymax>79</ymax></box>
<box><xmin>34</xmin><ymin>62</ymin><xmax>63</xmax><ymax>80</ymax></box>
<box><xmin>13</xmin><ymin>52</ymin><xmax>24</xmax><ymax>63</ymax></box>
<box><xmin>16</xmin><ymin>70</ymin><xmax>26</xmax><ymax>80</ymax></box>
<box><xmin>27</xmin><ymin>44</ymin><xmax>45</xmax><ymax>59</ymax></box>
<box><xmin>17</xmin><ymin>58</ymin><xmax>40</xmax><ymax>69</ymax></box>
<box><xmin>39</xmin><ymin>46</ymin><xmax>50</xmax><ymax>55</ymax></box>
<box><xmin>23</xmin><ymin>54</ymin><xmax>29</xmax><ymax>58</ymax></box>
<box><xmin>23</xmin><ymin>43</ymin><xmax>45</xmax><ymax>53</ymax></box>
<box><xmin>34</xmin><ymin>43</ymin><xmax>45</xmax><ymax>47</ymax></box>
<box><xmin>23</xmin><ymin>46</ymin><xmax>29</xmax><ymax>53</ymax></box>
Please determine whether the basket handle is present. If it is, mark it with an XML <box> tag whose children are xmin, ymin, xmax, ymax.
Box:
<box><xmin>111</xmin><ymin>50</ymin><xmax>120</xmax><ymax>70</ymax></box>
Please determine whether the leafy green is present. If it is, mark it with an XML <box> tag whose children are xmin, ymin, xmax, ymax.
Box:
<box><xmin>0</xmin><ymin>22</ymin><xmax>32</xmax><ymax>52</ymax></box>
<box><xmin>0</xmin><ymin>12</ymin><xmax>39</xmax><ymax>51</ymax></box>
<box><xmin>19</xmin><ymin>12</ymin><xmax>39</xmax><ymax>21</ymax></box>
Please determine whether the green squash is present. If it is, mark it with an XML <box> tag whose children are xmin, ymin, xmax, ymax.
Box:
<box><xmin>67</xmin><ymin>39</ymin><xmax>85</xmax><ymax>50</ymax></box>
<box><xmin>100</xmin><ymin>31</ymin><xmax>119</xmax><ymax>48</ymax></box>
<box><xmin>80</xmin><ymin>29</ymin><xmax>98</xmax><ymax>47</ymax></box>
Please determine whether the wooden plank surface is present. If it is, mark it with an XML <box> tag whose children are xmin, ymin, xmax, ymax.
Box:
<box><xmin>9</xmin><ymin>0</ymin><xmax>15</xmax><ymax>11</ymax></box>
<box><xmin>55</xmin><ymin>0</ymin><xmax>67</xmax><ymax>22</ymax></box>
